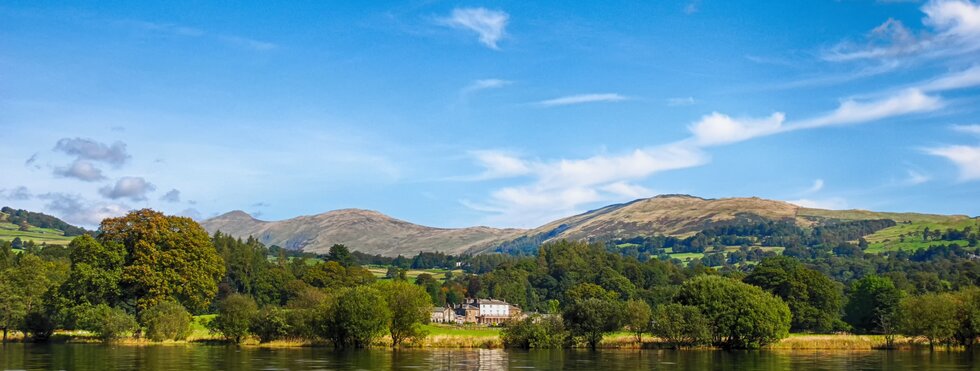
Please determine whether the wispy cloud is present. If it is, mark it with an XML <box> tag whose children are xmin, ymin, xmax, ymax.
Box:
<box><xmin>0</xmin><ymin>186</ymin><xmax>32</xmax><ymax>201</ymax></box>
<box><xmin>667</xmin><ymin>97</ymin><xmax>696</xmax><ymax>106</ymax></box>
<box><xmin>787</xmin><ymin>197</ymin><xmax>849</xmax><ymax>210</ymax></box>
<box><xmin>118</xmin><ymin>19</ymin><xmax>277</xmax><ymax>51</ymax></box>
<box><xmin>54</xmin><ymin>159</ymin><xmax>107</xmax><ymax>182</ymax></box>
<box><xmin>38</xmin><ymin>193</ymin><xmax>129</xmax><ymax>227</ymax></box>
<box><xmin>439</xmin><ymin>8</ymin><xmax>509</xmax><ymax>50</ymax></box>
<box><xmin>924</xmin><ymin>145</ymin><xmax>980</xmax><ymax>181</ymax></box>
<box><xmin>536</xmin><ymin>93</ymin><xmax>628</xmax><ymax>107</ymax></box>
<box><xmin>904</xmin><ymin>169</ymin><xmax>931</xmax><ymax>185</ymax></box>
<box><xmin>461</xmin><ymin>79</ymin><xmax>513</xmax><ymax>94</ymax></box>
<box><xmin>805</xmin><ymin>179</ymin><xmax>825</xmax><ymax>194</ymax></box>
<box><xmin>795</xmin><ymin>89</ymin><xmax>943</xmax><ymax>129</ymax></box>
<box><xmin>952</xmin><ymin>124</ymin><xmax>980</xmax><ymax>135</ymax></box>
<box><xmin>823</xmin><ymin>0</ymin><xmax>980</xmax><ymax>62</ymax></box>
<box><xmin>688</xmin><ymin>112</ymin><xmax>785</xmax><ymax>146</ymax></box>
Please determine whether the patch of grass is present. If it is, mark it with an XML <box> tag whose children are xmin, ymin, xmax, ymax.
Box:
<box><xmin>365</xmin><ymin>266</ymin><xmax>463</xmax><ymax>282</ymax></box>
<box><xmin>422</xmin><ymin>324</ymin><xmax>501</xmax><ymax>337</ymax></box>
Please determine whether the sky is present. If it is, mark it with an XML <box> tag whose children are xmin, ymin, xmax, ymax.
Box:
<box><xmin>2</xmin><ymin>0</ymin><xmax>980</xmax><ymax>229</ymax></box>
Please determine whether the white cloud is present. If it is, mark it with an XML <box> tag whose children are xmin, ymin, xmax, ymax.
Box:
<box><xmin>952</xmin><ymin>124</ymin><xmax>980</xmax><ymax>135</ymax></box>
<box><xmin>688</xmin><ymin>112</ymin><xmax>785</xmax><ymax>146</ymax></box>
<box><xmin>462</xmin><ymin>79</ymin><xmax>513</xmax><ymax>94</ymax></box>
<box><xmin>119</xmin><ymin>19</ymin><xmax>276</xmax><ymax>51</ymax></box>
<box><xmin>795</xmin><ymin>89</ymin><xmax>943</xmax><ymax>129</ymax></box>
<box><xmin>805</xmin><ymin>179</ymin><xmax>825</xmax><ymax>193</ymax></box>
<box><xmin>921</xmin><ymin>65</ymin><xmax>980</xmax><ymax>92</ymax></box>
<box><xmin>99</xmin><ymin>177</ymin><xmax>156</xmax><ymax>201</ymax></box>
<box><xmin>53</xmin><ymin>159</ymin><xmax>107</xmax><ymax>182</ymax></box>
<box><xmin>925</xmin><ymin>144</ymin><xmax>980</xmax><ymax>180</ymax></box>
<box><xmin>462</xmin><ymin>144</ymin><xmax>709</xmax><ymax>227</ymax></box>
<box><xmin>905</xmin><ymin>169</ymin><xmax>931</xmax><ymax>185</ymax></box>
<box><xmin>667</xmin><ymin>97</ymin><xmax>696</xmax><ymax>106</ymax></box>
<box><xmin>922</xmin><ymin>0</ymin><xmax>980</xmax><ymax>41</ymax></box>
<box><xmin>824</xmin><ymin>0</ymin><xmax>980</xmax><ymax>62</ymax></box>
<box><xmin>469</xmin><ymin>150</ymin><xmax>531</xmax><ymax>180</ymax></box>
<box><xmin>536</xmin><ymin>93</ymin><xmax>628</xmax><ymax>107</ymax></box>
<box><xmin>787</xmin><ymin>197</ymin><xmax>850</xmax><ymax>210</ymax></box>
<box><xmin>601</xmin><ymin>182</ymin><xmax>655</xmax><ymax>199</ymax></box>
<box><xmin>440</xmin><ymin>8</ymin><xmax>509</xmax><ymax>50</ymax></box>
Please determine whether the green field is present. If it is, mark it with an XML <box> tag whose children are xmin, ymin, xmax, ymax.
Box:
<box><xmin>422</xmin><ymin>324</ymin><xmax>501</xmax><ymax>337</ymax></box>
<box><xmin>865</xmin><ymin>218</ymin><xmax>978</xmax><ymax>253</ymax></box>
<box><xmin>365</xmin><ymin>266</ymin><xmax>465</xmax><ymax>282</ymax></box>
<box><xmin>0</xmin><ymin>222</ymin><xmax>75</xmax><ymax>245</ymax></box>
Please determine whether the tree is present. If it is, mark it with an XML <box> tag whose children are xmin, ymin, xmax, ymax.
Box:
<box><xmin>899</xmin><ymin>293</ymin><xmax>960</xmax><ymax>350</ymax></box>
<box><xmin>676</xmin><ymin>275</ymin><xmax>791</xmax><ymax>349</ymax></box>
<box><xmin>375</xmin><ymin>280</ymin><xmax>431</xmax><ymax>347</ymax></box>
<box><xmin>77</xmin><ymin>304</ymin><xmax>138</xmax><ymax>342</ymax></box>
<box><xmin>60</xmin><ymin>235</ymin><xmax>125</xmax><ymax>307</ymax></box>
<box><xmin>844</xmin><ymin>275</ymin><xmax>904</xmax><ymax>334</ymax></box>
<box><xmin>744</xmin><ymin>256</ymin><xmax>844</xmax><ymax>332</ymax></box>
<box><xmin>0</xmin><ymin>270</ymin><xmax>25</xmax><ymax>343</ymax></box>
<box><xmin>624</xmin><ymin>299</ymin><xmax>652</xmax><ymax>343</ymax></box>
<box><xmin>562</xmin><ymin>285</ymin><xmax>626</xmax><ymax>350</ymax></box>
<box><xmin>317</xmin><ymin>286</ymin><xmax>391</xmax><ymax>348</ymax></box>
<box><xmin>209</xmin><ymin>293</ymin><xmax>258</xmax><ymax>343</ymax></box>
<box><xmin>98</xmin><ymin>209</ymin><xmax>225</xmax><ymax>313</ymax></box>
<box><xmin>251</xmin><ymin>305</ymin><xmax>290</xmax><ymax>343</ymax></box>
<box><xmin>141</xmin><ymin>300</ymin><xmax>192</xmax><ymax>342</ymax></box>
<box><xmin>327</xmin><ymin>244</ymin><xmax>354</xmax><ymax>267</ymax></box>
<box><xmin>650</xmin><ymin>303</ymin><xmax>710</xmax><ymax>347</ymax></box>
<box><xmin>954</xmin><ymin>288</ymin><xmax>980</xmax><ymax>348</ymax></box>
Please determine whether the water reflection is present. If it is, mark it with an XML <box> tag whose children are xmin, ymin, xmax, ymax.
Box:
<box><xmin>2</xmin><ymin>344</ymin><xmax>980</xmax><ymax>370</ymax></box>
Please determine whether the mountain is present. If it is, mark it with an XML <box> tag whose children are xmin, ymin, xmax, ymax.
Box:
<box><xmin>200</xmin><ymin>209</ymin><xmax>525</xmax><ymax>256</ymax></box>
<box><xmin>201</xmin><ymin>195</ymin><xmax>976</xmax><ymax>257</ymax></box>
<box><xmin>473</xmin><ymin>195</ymin><xmax>975</xmax><ymax>254</ymax></box>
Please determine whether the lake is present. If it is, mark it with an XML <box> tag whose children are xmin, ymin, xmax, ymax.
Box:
<box><xmin>2</xmin><ymin>344</ymin><xmax>980</xmax><ymax>370</ymax></box>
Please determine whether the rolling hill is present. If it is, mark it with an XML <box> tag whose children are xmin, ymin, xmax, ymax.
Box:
<box><xmin>200</xmin><ymin>209</ymin><xmax>525</xmax><ymax>256</ymax></box>
<box><xmin>469</xmin><ymin>195</ymin><xmax>976</xmax><ymax>255</ymax></box>
<box><xmin>0</xmin><ymin>207</ymin><xmax>85</xmax><ymax>246</ymax></box>
<box><xmin>201</xmin><ymin>195</ymin><xmax>977</xmax><ymax>257</ymax></box>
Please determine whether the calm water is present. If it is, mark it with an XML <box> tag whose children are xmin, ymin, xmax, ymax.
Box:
<box><xmin>2</xmin><ymin>344</ymin><xmax>980</xmax><ymax>370</ymax></box>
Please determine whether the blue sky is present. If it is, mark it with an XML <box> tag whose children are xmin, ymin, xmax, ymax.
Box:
<box><xmin>2</xmin><ymin>0</ymin><xmax>980</xmax><ymax>229</ymax></box>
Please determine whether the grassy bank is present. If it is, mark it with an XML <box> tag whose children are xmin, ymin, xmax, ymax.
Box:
<box><xmin>0</xmin><ymin>325</ymin><xmax>956</xmax><ymax>351</ymax></box>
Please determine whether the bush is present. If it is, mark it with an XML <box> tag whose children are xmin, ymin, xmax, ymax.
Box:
<box><xmin>251</xmin><ymin>306</ymin><xmax>290</xmax><ymax>343</ymax></box>
<box><xmin>77</xmin><ymin>304</ymin><xmax>137</xmax><ymax>342</ymax></box>
<box><xmin>650</xmin><ymin>303</ymin><xmax>710</xmax><ymax>347</ymax></box>
<box><xmin>502</xmin><ymin>315</ymin><xmax>569</xmax><ymax>349</ymax></box>
<box><xmin>209</xmin><ymin>294</ymin><xmax>258</xmax><ymax>343</ymax></box>
<box><xmin>313</xmin><ymin>286</ymin><xmax>390</xmax><ymax>348</ymax></box>
<box><xmin>562</xmin><ymin>296</ymin><xmax>626</xmax><ymax>350</ymax></box>
<box><xmin>141</xmin><ymin>300</ymin><xmax>192</xmax><ymax>342</ymax></box>
<box><xmin>676</xmin><ymin>275</ymin><xmax>791</xmax><ymax>349</ymax></box>
<box><xmin>21</xmin><ymin>311</ymin><xmax>56</xmax><ymax>342</ymax></box>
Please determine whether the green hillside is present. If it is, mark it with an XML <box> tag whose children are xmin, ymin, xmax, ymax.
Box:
<box><xmin>0</xmin><ymin>207</ymin><xmax>85</xmax><ymax>246</ymax></box>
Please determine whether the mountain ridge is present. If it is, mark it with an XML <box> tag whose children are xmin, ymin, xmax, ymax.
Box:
<box><xmin>201</xmin><ymin>195</ymin><xmax>975</xmax><ymax>257</ymax></box>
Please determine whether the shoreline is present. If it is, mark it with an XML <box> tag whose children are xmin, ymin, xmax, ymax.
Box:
<box><xmin>0</xmin><ymin>330</ymin><xmax>961</xmax><ymax>352</ymax></box>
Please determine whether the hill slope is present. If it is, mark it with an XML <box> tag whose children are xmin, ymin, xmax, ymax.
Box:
<box><xmin>200</xmin><ymin>209</ymin><xmax>525</xmax><ymax>256</ymax></box>
<box><xmin>477</xmin><ymin>195</ymin><xmax>974</xmax><ymax>254</ymax></box>
<box><xmin>0</xmin><ymin>207</ymin><xmax>86</xmax><ymax>245</ymax></box>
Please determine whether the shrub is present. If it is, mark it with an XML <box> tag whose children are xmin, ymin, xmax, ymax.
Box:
<box><xmin>502</xmin><ymin>315</ymin><xmax>569</xmax><ymax>349</ymax></box>
<box><xmin>899</xmin><ymin>293</ymin><xmax>960</xmax><ymax>349</ymax></box>
<box><xmin>209</xmin><ymin>293</ymin><xmax>258</xmax><ymax>343</ymax></box>
<box><xmin>650</xmin><ymin>303</ymin><xmax>710</xmax><ymax>347</ymax></box>
<box><xmin>313</xmin><ymin>286</ymin><xmax>390</xmax><ymax>348</ymax></box>
<box><xmin>251</xmin><ymin>306</ymin><xmax>290</xmax><ymax>343</ymax></box>
<box><xmin>141</xmin><ymin>300</ymin><xmax>192</xmax><ymax>342</ymax></box>
<box><xmin>77</xmin><ymin>304</ymin><xmax>137</xmax><ymax>342</ymax></box>
<box><xmin>676</xmin><ymin>275</ymin><xmax>791</xmax><ymax>349</ymax></box>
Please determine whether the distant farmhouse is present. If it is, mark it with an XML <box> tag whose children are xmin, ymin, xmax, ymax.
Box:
<box><xmin>430</xmin><ymin>298</ymin><xmax>523</xmax><ymax>325</ymax></box>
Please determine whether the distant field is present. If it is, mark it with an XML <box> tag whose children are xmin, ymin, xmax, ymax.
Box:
<box><xmin>865</xmin><ymin>218</ymin><xmax>978</xmax><ymax>253</ymax></box>
<box><xmin>0</xmin><ymin>222</ymin><xmax>74</xmax><ymax>245</ymax></box>
<box><xmin>365</xmin><ymin>266</ymin><xmax>463</xmax><ymax>282</ymax></box>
